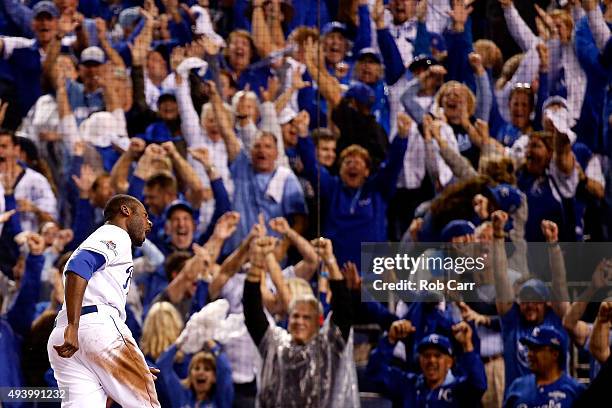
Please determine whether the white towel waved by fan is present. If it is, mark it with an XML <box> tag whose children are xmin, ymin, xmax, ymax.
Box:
<box><xmin>177</xmin><ymin>299</ymin><xmax>246</xmax><ymax>354</ymax></box>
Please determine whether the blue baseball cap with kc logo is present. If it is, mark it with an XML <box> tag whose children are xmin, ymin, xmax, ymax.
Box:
<box><xmin>520</xmin><ymin>325</ymin><xmax>565</xmax><ymax>350</ymax></box>
<box><xmin>417</xmin><ymin>333</ymin><xmax>453</xmax><ymax>356</ymax></box>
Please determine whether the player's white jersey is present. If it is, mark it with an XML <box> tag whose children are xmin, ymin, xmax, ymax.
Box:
<box><xmin>61</xmin><ymin>224</ymin><xmax>134</xmax><ymax>321</ymax></box>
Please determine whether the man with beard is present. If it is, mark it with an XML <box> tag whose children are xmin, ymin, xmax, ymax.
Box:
<box><xmin>48</xmin><ymin>194</ymin><xmax>161</xmax><ymax>407</ymax></box>
<box><xmin>142</xmin><ymin>90</ymin><xmax>188</xmax><ymax>157</ymax></box>
<box><xmin>69</xmin><ymin>167</ymin><xmax>116</xmax><ymax>248</ymax></box>
<box><xmin>367</xmin><ymin>321</ymin><xmax>487</xmax><ymax>407</ymax></box>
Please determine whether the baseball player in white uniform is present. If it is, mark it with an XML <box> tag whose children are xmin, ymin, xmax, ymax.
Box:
<box><xmin>47</xmin><ymin>194</ymin><xmax>160</xmax><ymax>407</ymax></box>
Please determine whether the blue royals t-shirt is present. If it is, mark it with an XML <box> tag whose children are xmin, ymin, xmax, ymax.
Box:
<box><xmin>504</xmin><ymin>373</ymin><xmax>585</xmax><ymax>408</ymax></box>
<box><xmin>501</xmin><ymin>304</ymin><xmax>569</xmax><ymax>390</ymax></box>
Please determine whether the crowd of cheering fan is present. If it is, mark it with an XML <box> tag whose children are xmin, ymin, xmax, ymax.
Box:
<box><xmin>0</xmin><ymin>0</ymin><xmax>611</xmax><ymax>406</ymax></box>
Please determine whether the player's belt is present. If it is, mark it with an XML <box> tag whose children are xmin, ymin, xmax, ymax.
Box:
<box><xmin>53</xmin><ymin>306</ymin><xmax>99</xmax><ymax>327</ymax></box>
<box><xmin>80</xmin><ymin>305</ymin><xmax>98</xmax><ymax>315</ymax></box>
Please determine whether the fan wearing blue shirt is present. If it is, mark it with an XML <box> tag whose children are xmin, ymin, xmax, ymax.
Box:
<box><xmin>491</xmin><ymin>211</ymin><xmax>571</xmax><ymax>391</ymax></box>
<box><xmin>142</xmin><ymin>90</ymin><xmax>185</xmax><ymax>151</ymax></box>
<box><xmin>367</xmin><ymin>322</ymin><xmax>487</xmax><ymax>408</ymax></box>
<box><xmin>0</xmin><ymin>1</ymin><xmax>62</xmax><ymax>120</ymax></box>
<box><xmin>66</xmin><ymin>46</ymin><xmax>106</xmax><ymax>125</ymax></box>
<box><xmin>156</xmin><ymin>341</ymin><xmax>233</xmax><ymax>408</ymax></box>
<box><xmin>224</xmin><ymin>130</ymin><xmax>307</xmax><ymax>254</ymax></box>
<box><xmin>296</xmin><ymin>112</ymin><xmax>410</xmax><ymax>269</ymax></box>
<box><xmin>504</xmin><ymin>325</ymin><xmax>585</xmax><ymax>408</ymax></box>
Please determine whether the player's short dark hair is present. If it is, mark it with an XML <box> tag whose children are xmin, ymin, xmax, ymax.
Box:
<box><xmin>103</xmin><ymin>194</ymin><xmax>143</xmax><ymax>222</ymax></box>
<box><xmin>145</xmin><ymin>172</ymin><xmax>177</xmax><ymax>194</ymax></box>
<box><xmin>164</xmin><ymin>251</ymin><xmax>192</xmax><ymax>281</ymax></box>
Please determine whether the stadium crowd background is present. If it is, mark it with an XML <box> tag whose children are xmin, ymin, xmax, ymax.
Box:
<box><xmin>0</xmin><ymin>0</ymin><xmax>611</xmax><ymax>406</ymax></box>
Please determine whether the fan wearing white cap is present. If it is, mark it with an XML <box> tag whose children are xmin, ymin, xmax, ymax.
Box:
<box><xmin>278</xmin><ymin>107</ymin><xmax>299</xmax><ymax>152</ymax></box>
<box><xmin>278</xmin><ymin>109</ymin><xmax>315</xmax><ymax>201</ymax></box>
<box><xmin>66</xmin><ymin>46</ymin><xmax>107</xmax><ymax>124</ymax></box>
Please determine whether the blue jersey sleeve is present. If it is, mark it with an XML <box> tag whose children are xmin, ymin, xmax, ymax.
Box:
<box><xmin>156</xmin><ymin>344</ymin><xmax>191</xmax><ymax>408</ymax></box>
<box><xmin>127</xmin><ymin>174</ymin><xmax>146</xmax><ymax>202</ymax></box>
<box><xmin>65</xmin><ymin>249</ymin><xmax>106</xmax><ymax>281</ymax></box>
<box><xmin>213</xmin><ymin>350</ymin><xmax>234</xmax><ymax>408</ymax></box>
<box><xmin>371</xmin><ymin>136</ymin><xmax>408</xmax><ymax>200</ymax></box>
<box><xmin>296</xmin><ymin>136</ymin><xmax>336</xmax><ymax>198</ymax></box>
<box><xmin>68</xmin><ymin>198</ymin><xmax>96</xmax><ymax>252</ymax></box>
<box><xmin>366</xmin><ymin>337</ymin><xmax>416</xmax><ymax>401</ymax></box>
<box><xmin>455</xmin><ymin>350</ymin><xmax>488</xmax><ymax>403</ymax></box>
<box><xmin>6</xmin><ymin>253</ymin><xmax>44</xmax><ymax>337</ymax></box>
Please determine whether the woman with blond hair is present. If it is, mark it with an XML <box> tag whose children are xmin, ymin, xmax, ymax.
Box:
<box><xmin>400</xmin><ymin>55</ymin><xmax>492</xmax><ymax>191</ymax></box>
<box><xmin>140</xmin><ymin>302</ymin><xmax>187</xmax><ymax>408</ymax></box>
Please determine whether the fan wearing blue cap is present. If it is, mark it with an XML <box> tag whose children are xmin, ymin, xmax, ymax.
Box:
<box><xmin>441</xmin><ymin>219</ymin><xmax>476</xmax><ymax>243</ymax></box>
<box><xmin>351</xmin><ymin>48</ymin><xmax>394</xmax><ymax>135</ymax></box>
<box><xmin>367</xmin><ymin>320</ymin><xmax>487</xmax><ymax>407</ymax></box>
<box><xmin>301</xmin><ymin>44</ymin><xmax>389</xmax><ymax>168</ymax></box>
<box><xmin>0</xmin><ymin>1</ymin><xmax>65</xmax><ymax>119</ymax></box>
<box><xmin>163</xmin><ymin>200</ymin><xmax>197</xmax><ymax>253</ymax></box>
<box><xmin>491</xmin><ymin>211</ymin><xmax>571</xmax><ymax>391</ymax></box>
<box><xmin>324</xmin><ymin>81</ymin><xmax>390</xmax><ymax>169</ymax></box>
<box><xmin>58</xmin><ymin>45</ymin><xmax>108</xmax><ymax>125</ymax></box>
<box><xmin>504</xmin><ymin>326</ymin><xmax>585</xmax><ymax>408</ymax></box>
<box><xmin>321</xmin><ymin>18</ymin><xmax>370</xmax><ymax>84</ymax></box>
